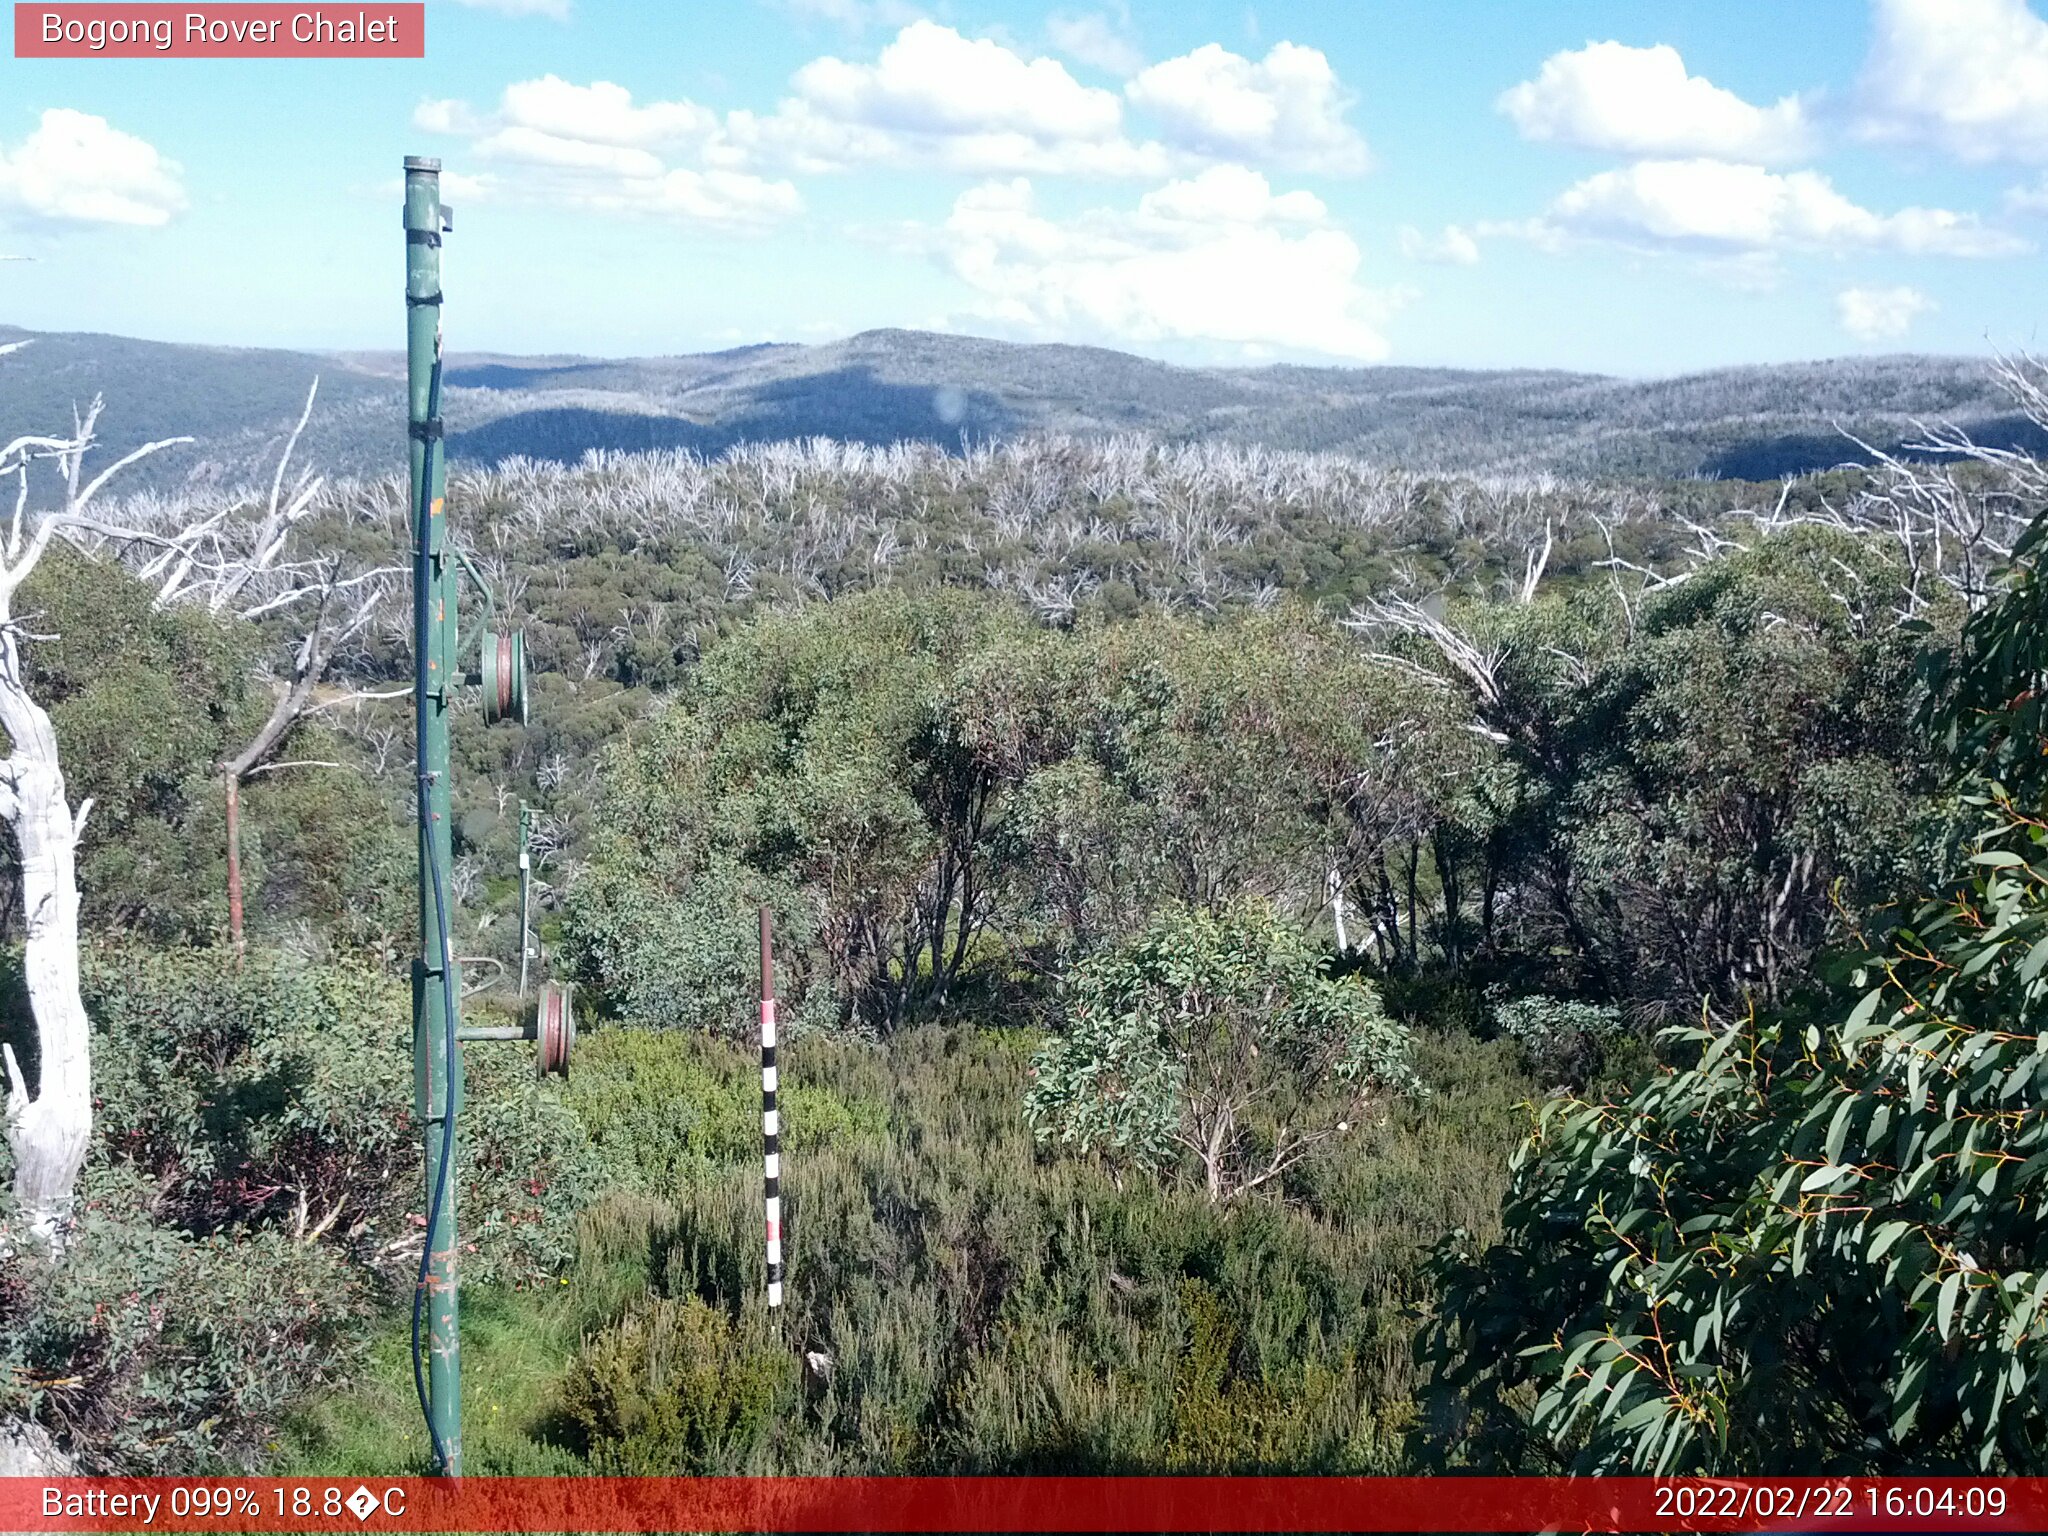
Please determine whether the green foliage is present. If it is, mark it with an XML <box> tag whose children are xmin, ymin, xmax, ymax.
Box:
<box><xmin>1563</xmin><ymin>527</ymin><xmax>1944</xmax><ymax>1009</ymax></box>
<box><xmin>294</xmin><ymin>1018</ymin><xmax>1530</xmax><ymax>1477</ymax></box>
<box><xmin>568</xmin><ymin>591</ymin><xmax>1462</xmax><ymax>1033</ymax></box>
<box><xmin>283</xmin><ymin>1200</ymin><xmax>692</xmax><ymax>1477</ymax></box>
<box><xmin>0</xmin><ymin>542</ymin><xmax>411</xmax><ymax>950</ymax></box>
<box><xmin>76</xmin><ymin>940</ymin><xmax>596</xmax><ymax>1284</ymax></box>
<box><xmin>0</xmin><ymin>1167</ymin><xmax>371</xmax><ymax>1473</ymax></box>
<box><xmin>559</xmin><ymin>1296</ymin><xmax>794</xmax><ymax>1473</ymax></box>
<box><xmin>543</xmin><ymin>1022</ymin><xmax>1523</xmax><ymax>1474</ymax></box>
<box><xmin>1422</xmin><ymin>506</ymin><xmax>2048</xmax><ymax>1475</ymax></box>
<box><xmin>1490</xmin><ymin>995</ymin><xmax>1634</xmax><ymax>1092</ymax></box>
<box><xmin>3</xmin><ymin>941</ymin><xmax>606</xmax><ymax>1472</ymax></box>
<box><xmin>1409</xmin><ymin>527</ymin><xmax>1953</xmax><ymax>1013</ymax></box>
<box><xmin>82</xmin><ymin>942</ymin><xmax>411</xmax><ymax>1241</ymax></box>
<box><xmin>564</xmin><ymin>1027</ymin><xmax>884</xmax><ymax>1193</ymax></box>
<box><xmin>566</xmin><ymin>845</ymin><xmax>819</xmax><ymax>1038</ymax></box>
<box><xmin>10</xmin><ymin>541</ymin><xmax>246</xmax><ymax>940</ymax></box>
<box><xmin>21</xmin><ymin>356</ymin><xmax>2029</xmax><ymax>1483</ymax></box>
<box><xmin>1008</xmin><ymin>607</ymin><xmax>1470</xmax><ymax>953</ymax></box>
<box><xmin>1163</xmin><ymin>1277</ymin><xmax>1353</xmax><ymax>1470</ymax></box>
<box><xmin>1026</xmin><ymin>901</ymin><xmax>1421</xmax><ymax>1201</ymax></box>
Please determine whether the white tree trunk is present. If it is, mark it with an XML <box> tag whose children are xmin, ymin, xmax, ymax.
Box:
<box><xmin>0</xmin><ymin>631</ymin><xmax>91</xmax><ymax>1254</ymax></box>
<box><xmin>0</xmin><ymin>369</ymin><xmax>213</xmax><ymax>1264</ymax></box>
<box><xmin>0</xmin><ymin>1415</ymin><xmax>74</xmax><ymax>1475</ymax></box>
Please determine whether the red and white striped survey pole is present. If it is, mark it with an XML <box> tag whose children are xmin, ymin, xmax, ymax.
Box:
<box><xmin>759</xmin><ymin>905</ymin><xmax>783</xmax><ymax>1309</ymax></box>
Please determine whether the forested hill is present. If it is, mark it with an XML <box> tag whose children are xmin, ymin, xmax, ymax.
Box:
<box><xmin>0</xmin><ymin>321</ymin><xmax>2036</xmax><ymax>489</ymax></box>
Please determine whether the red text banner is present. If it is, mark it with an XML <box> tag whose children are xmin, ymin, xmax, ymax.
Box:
<box><xmin>15</xmin><ymin>4</ymin><xmax>425</xmax><ymax>57</ymax></box>
<box><xmin>0</xmin><ymin>1476</ymin><xmax>2041</xmax><ymax>1533</ymax></box>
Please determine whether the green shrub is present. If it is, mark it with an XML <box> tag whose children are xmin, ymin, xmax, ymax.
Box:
<box><xmin>565</xmin><ymin>1027</ymin><xmax>886</xmax><ymax>1196</ymax></box>
<box><xmin>541</xmin><ymin>1021</ymin><xmax>1523</xmax><ymax>1474</ymax></box>
<box><xmin>78</xmin><ymin>939</ymin><xmax>597</xmax><ymax>1286</ymax></box>
<box><xmin>559</xmin><ymin>1295</ymin><xmax>794</xmax><ymax>1473</ymax></box>
<box><xmin>1027</xmin><ymin>901</ymin><xmax>1422</xmax><ymax>1201</ymax></box>
<box><xmin>1489</xmin><ymin>994</ymin><xmax>1631</xmax><ymax>1091</ymax></box>
<box><xmin>0</xmin><ymin>1168</ymin><xmax>372</xmax><ymax>1474</ymax></box>
<box><xmin>1419</xmin><ymin>505</ymin><xmax>2048</xmax><ymax>1476</ymax></box>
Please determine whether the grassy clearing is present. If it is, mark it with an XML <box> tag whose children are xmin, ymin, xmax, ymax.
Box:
<box><xmin>286</xmin><ymin>1019</ymin><xmax>1537</xmax><ymax>1475</ymax></box>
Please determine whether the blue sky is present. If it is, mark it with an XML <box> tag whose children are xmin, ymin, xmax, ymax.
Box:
<box><xmin>2</xmin><ymin>0</ymin><xmax>2045</xmax><ymax>375</ymax></box>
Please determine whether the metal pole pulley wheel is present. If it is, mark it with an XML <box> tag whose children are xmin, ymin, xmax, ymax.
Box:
<box><xmin>535</xmin><ymin>979</ymin><xmax>574</xmax><ymax>1077</ymax></box>
<box><xmin>481</xmin><ymin>628</ymin><xmax>528</xmax><ymax>726</ymax></box>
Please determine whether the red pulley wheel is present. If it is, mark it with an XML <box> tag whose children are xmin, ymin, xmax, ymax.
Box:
<box><xmin>481</xmin><ymin>628</ymin><xmax>528</xmax><ymax>727</ymax></box>
<box><xmin>535</xmin><ymin>980</ymin><xmax>574</xmax><ymax>1078</ymax></box>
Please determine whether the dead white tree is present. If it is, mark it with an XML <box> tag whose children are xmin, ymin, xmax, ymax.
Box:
<box><xmin>0</xmin><ymin>378</ymin><xmax>191</xmax><ymax>1252</ymax></box>
<box><xmin>1345</xmin><ymin>590</ymin><xmax>1512</xmax><ymax>744</ymax></box>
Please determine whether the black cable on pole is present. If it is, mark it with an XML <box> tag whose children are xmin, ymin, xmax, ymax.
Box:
<box><xmin>409</xmin><ymin>345</ymin><xmax>458</xmax><ymax>1477</ymax></box>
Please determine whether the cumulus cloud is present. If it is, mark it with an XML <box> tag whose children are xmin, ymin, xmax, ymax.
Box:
<box><xmin>1836</xmin><ymin>283</ymin><xmax>1934</xmax><ymax>340</ymax></box>
<box><xmin>412</xmin><ymin>80</ymin><xmax>797</xmax><ymax>229</ymax></box>
<box><xmin>739</xmin><ymin>20</ymin><xmax>1168</xmax><ymax>176</ymax></box>
<box><xmin>1047</xmin><ymin>10</ymin><xmax>1144</xmax><ymax>76</ymax></box>
<box><xmin>798</xmin><ymin>22</ymin><xmax>1123</xmax><ymax>141</ymax></box>
<box><xmin>435</xmin><ymin>26</ymin><xmax>1370</xmax><ymax>187</ymax></box>
<box><xmin>1398</xmin><ymin>224</ymin><xmax>1479</xmax><ymax>265</ymax></box>
<box><xmin>412</xmin><ymin>22</ymin><xmax>1376</xmax><ymax>219</ymax></box>
<box><xmin>936</xmin><ymin>167</ymin><xmax>1397</xmax><ymax>359</ymax></box>
<box><xmin>1528</xmin><ymin>158</ymin><xmax>2027</xmax><ymax>257</ymax></box>
<box><xmin>494</xmin><ymin>76</ymin><xmax>716</xmax><ymax>147</ymax></box>
<box><xmin>0</xmin><ymin>109</ymin><xmax>184</xmax><ymax>227</ymax></box>
<box><xmin>1125</xmin><ymin>41</ymin><xmax>1368</xmax><ymax>173</ymax></box>
<box><xmin>442</xmin><ymin>0</ymin><xmax>571</xmax><ymax>16</ymax></box>
<box><xmin>1499</xmin><ymin>41</ymin><xmax>1811</xmax><ymax>162</ymax></box>
<box><xmin>1858</xmin><ymin>0</ymin><xmax>2048</xmax><ymax>162</ymax></box>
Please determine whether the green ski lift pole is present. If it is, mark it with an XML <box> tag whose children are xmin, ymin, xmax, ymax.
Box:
<box><xmin>404</xmin><ymin>154</ymin><xmax>562</xmax><ymax>1479</ymax></box>
<box><xmin>405</xmin><ymin>155</ymin><xmax>462</xmax><ymax>1478</ymax></box>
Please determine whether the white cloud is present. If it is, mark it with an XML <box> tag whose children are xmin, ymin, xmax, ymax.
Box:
<box><xmin>0</xmin><ymin>109</ymin><xmax>184</xmax><ymax>227</ymax></box>
<box><xmin>413</xmin><ymin>24</ymin><xmax>1375</xmax><ymax>213</ymax></box>
<box><xmin>442</xmin><ymin>0</ymin><xmax>571</xmax><ymax>17</ymax></box>
<box><xmin>497</xmin><ymin>76</ymin><xmax>716</xmax><ymax>147</ymax></box>
<box><xmin>797</xmin><ymin>21</ymin><xmax>1123</xmax><ymax>141</ymax></box>
<box><xmin>722</xmin><ymin>100</ymin><xmax>1168</xmax><ymax>177</ymax></box>
<box><xmin>1836</xmin><ymin>283</ymin><xmax>1934</xmax><ymax>340</ymax></box>
<box><xmin>585</xmin><ymin>25</ymin><xmax>1370</xmax><ymax>182</ymax></box>
<box><xmin>2010</xmin><ymin>175</ymin><xmax>2048</xmax><ymax>213</ymax></box>
<box><xmin>1500</xmin><ymin>41</ymin><xmax>1811</xmax><ymax>163</ymax></box>
<box><xmin>413</xmin><ymin>97</ymin><xmax>481</xmax><ymax>135</ymax></box>
<box><xmin>476</xmin><ymin>126</ymin><xmax>666</xmax><ymax>178</ymax></box>
<box><xmin>1531</xmin><ymin>158</ymin><xmax>2027</xmax><ymax>257</ymax></box>
<box><xmin>412</xmin><ymin>80</ymin><xmax>798</xmax><ymax>230</ymax></box>
<box><xmin>1398</xmin><ymin>223</ymin><xmax>1479</xmax><ymax>265</ymax></box>
<box><xmin>1047</xmin><ymin>10</ymin><xmax>1144</xmax><ymax>76</ymax></box>
<box><xmin>571</xmin><ymin>168</ymin><xmax>802</xmax><ymax>225</ymax></box>
<box><xmin>734</xmin><ymin>21</ymin><xmax>1169</xmax><ymax>177</ymax></box>
<box><xmin>936</xmin><ymin>168</ymin><xmax>1397</xmax><ymax>359</ymax></box>
<box><xmin>1125</xmin><ymin>41</ymin><xmax>1367</xmax><ymax>173</ymax></box>
<box><xmin>438</xmin><ymin>170</ymin><xmax>495</xmax><ymax>203</ymax></box>
<box><xmin>1858</xmin><ymin>0</ymin><xmax>2048</xmax><ymax>162</ymax></box>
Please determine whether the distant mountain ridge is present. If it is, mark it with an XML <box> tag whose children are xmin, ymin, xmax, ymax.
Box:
<box><xmin>0</xmin><ymin>322</ymin><xmax>2035</xmax><ymax>492</ymax></box>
